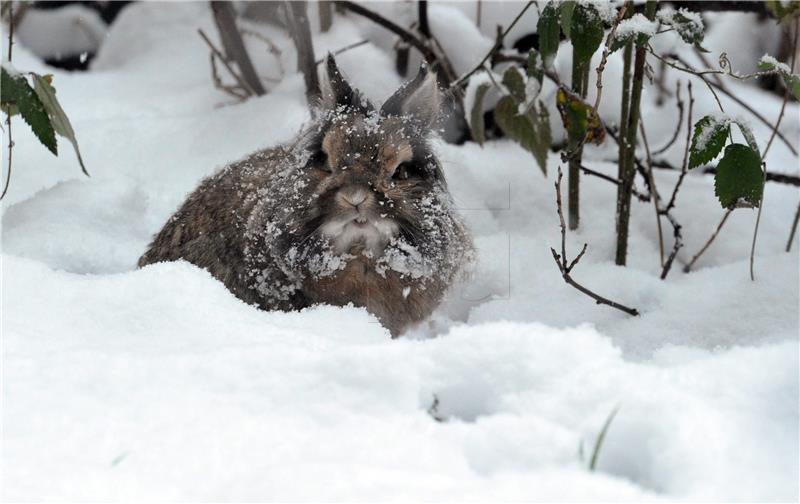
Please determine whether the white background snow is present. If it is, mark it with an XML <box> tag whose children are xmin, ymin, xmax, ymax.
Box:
<box><xmin>2</xmin><ymin>2</ymin><xmax>798</xmax><ymax>501</ymax></box>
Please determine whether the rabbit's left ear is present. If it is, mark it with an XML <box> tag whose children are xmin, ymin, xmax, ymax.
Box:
<box><xmin>381</xmin><ymin>63</ymin><xmax>442</xmax><ymax>127</ymax></box>
<box><xmin>319</xmin><ymin>54</ymin><xmax>359</xmax><ymax>110</ymax></box>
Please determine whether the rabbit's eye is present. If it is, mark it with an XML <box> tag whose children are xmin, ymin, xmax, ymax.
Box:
<box><xmin>393</xmin><ymin>162</ymin><xmax>418</xmax><ymax>180</ymax></box>
<box><xmin>310</xmin><ymin>151</ymin><xmax>331</xmax><ymax>172</ymax></box>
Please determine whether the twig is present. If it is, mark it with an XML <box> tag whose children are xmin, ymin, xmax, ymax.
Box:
<box><xmin>750</xmin><ymin>19</ymin><xmax>797</xmax><ymax>280</ymax></box>
<box><xmin>652</xmin><ymin>80</ymin><xmax>684</xmax><ymax>156</ymax></box>
<box><xmin>648</xmin><ymin>46</ymin><xmax>725</xmax><ymax>112</ymax></box>
<box><xmin>671</xmin><ymin>52</ymin><xmax>798</xmax><ymax>156</ymax></box>
<box><xmin>198</xmin><ymin>28</ymin><xmax>256</xmax><ymax>98</ymax></box>
<box><xmin>639</xmin><ymin>121</ymin><xmax>664</xmax><ymax>266</ymax></box>
<box><xmin>450</xmin><ymin>1</ymin><xmax>534</xmax><ymax>89</ymax></box>
<box><xmin>551</xmin><ymin>168</ymin><xmax>641</xmax><ymax>317</ymax></box>
<box><xmin>659</xmin><ymin>212</ymin><xmax>683</xmax><ymax>279</ymax></box>
<box><xmin>209</xmin><ymin>53</ymin><xmax>249</xmax><ymax>100</ymax></box>
<box><xmin>579</xmin><ymin>164</ymin><xmax>650</xmax><ymax>202</ymax></box>
<box><xmin>593</xmin><ymin>2</ymin><xmax>629</xmax><ymax>113</ymax></box>
<box><xmin>787</xmin><ymin>200</ymin><xmax>800</xmax><ymax>252</ymax></box>
<box><xmin>337</xmin><ymin>1</ymin><xmax>439</xmax><ymax>68</ymax></box>
<box><xmin>1</xmin><ymin>2</ymin><xmax>13</xmax><ymax>201</ymax></box>
<box><xmin>665</xmin><ymin>82</ymin><xmax>694</xmax><ymax>213</ymax></box>
<box><xmin>683</xmin><ymin>208</ymin><xmax>733</xmax><ymax>273</ymax></box>
<box><xmin>314</xmin><ymin>39</ymin><xmax>369</xmax><ymax>65</ymax></box>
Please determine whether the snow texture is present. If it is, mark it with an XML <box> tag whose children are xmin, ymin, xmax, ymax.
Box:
<box><xmin>616</xmin><ymin>14</ymin><xmax>658</xmax><ymax>39</ymax></box>
<box><xmin>2</xmin><ymin>2</ymin><xmax>799</xmax><ymax>502</ymax></box>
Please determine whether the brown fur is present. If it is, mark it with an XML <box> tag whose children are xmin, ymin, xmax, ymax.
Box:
<box><xmin>138</xmin><ymin>57</ymin><xmax>472</xmax><ymax>336</ymax></box>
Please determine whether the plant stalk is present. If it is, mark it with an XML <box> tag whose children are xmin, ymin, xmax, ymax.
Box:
<box><xmin>615</xmin><ymin>0</ymin><xmax>657</xmax><ymax>266</ymax></box>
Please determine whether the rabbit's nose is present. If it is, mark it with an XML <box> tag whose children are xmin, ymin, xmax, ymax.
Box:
<box><xmin>339</xmin><ymin>189</ymin><xmax>368</xmax><ymax>208</ymax></box>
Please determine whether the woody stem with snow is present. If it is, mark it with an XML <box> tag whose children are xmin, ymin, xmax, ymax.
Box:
<box><xmin>615</xmin><ymin>0</ymin><xmax>657</xmax><ymax>266</ymax></box>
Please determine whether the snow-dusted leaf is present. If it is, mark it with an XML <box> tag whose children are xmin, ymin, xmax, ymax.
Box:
<box><xmin>502</xmin><ymin>67</ymin><xmax>526</xmax><ymax>103</ymax></box>
<box><xmin>538</xmin><ymin>3</ymin><xmax>561</xmax><ymax>67</ymax></box>
<box><xmin>657</xmin><ymin>8</ymin><xmax>705</xmax><ymax>45</ymax></box>
<box><xmin>689</xmin><ymin>115</ymin><xmax>730</xmax><ymax>169</ymax></box>
<box><xmin>731</xmin><ymin>119</ymin><xmax>760</xmax><ymax>158</ymax></box>
<box><xmin>758</xmin><ymin>55</ymin><xmax>800</xmax><ymax>100</ymax></box>
<box><xmin>469</xmin><ymin>83</ymin><xmax>491</xmax><ymax>146</ymax></box>
<box><xmin>1</xmin><ymin>67</ymin><xmax>57</xmax><ymax>155</ymax></box>
<box><xmin>714</xmin><ymin>144</ymin><xmax>763</xmax><ymax>209</ymax></box>
<box><xmin>570</xmin><ymin>3</ymin><xmax>604</xmax><ymax>67</ymax></box>
<box><xmin>32</xmin><ymin>73</ymin><xmax>89</xmax><ymax>176</ymax></box>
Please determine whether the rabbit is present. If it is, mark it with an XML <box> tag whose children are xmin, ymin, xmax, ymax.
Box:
<box><xmin>138</xmin><ymin>55</ymin><xmax>473</xmax><ymax>336</ymax></box>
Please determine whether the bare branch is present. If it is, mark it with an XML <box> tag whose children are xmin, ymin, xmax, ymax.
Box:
<box><xmin>684</xmin><ymin>209</ymin><xmax>733</xmax><ymax>273</ymax></box>
<box><xmin>751</xmin><ymin>19</ymin><xmax>798</xmax><ymax>280</ymax></box>
<box><xmin>652</xmin><ymin>80</ymin><xmax>685</xmax><ymax>156</ymax></box>
<box><xmin>450</xmin><ymin>1</ymin><xmax>534</xmax><ymax>89</ymax></box>
<box><xmin>665</xmin><ymin>81</ymin><xmax>694</xmax><ymax>213</ymax></box>
<box><xmin>198</xmin><ymin>28</ymin><xmax>256</xmax><ymax>98</ymax></box>
<box><xmin>551</xmin><ymin>168</ymin><xmax>641</xmax><ymax>317</ymax></box>
<box><xmin>787</xmin><ymin>201</ymin><xmax>800</xmax><ymax>253</ymax></box>
<box><xmin>593</xmin><ymin>3</ymin><xmax>629</xmax><ymax>113</ymax></box>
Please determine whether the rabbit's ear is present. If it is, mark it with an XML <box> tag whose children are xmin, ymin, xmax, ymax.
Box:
<box><xmin>319</xmin><ymin>54</ymin><xmax>358</xmax><ymax>110</ymax></box>
<box><xmin>381</xmin><ymin>62</ymin><xmax>442</xmax><ymax>127</ymax></box>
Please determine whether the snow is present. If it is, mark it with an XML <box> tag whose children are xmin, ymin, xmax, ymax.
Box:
<box><xmin>15</xmin><ymin>4</ymin><xmax>107</xmax><ymax>60</ymax></box>
<box><xmin>760</xmin><ymin>53</ymin><xmax>793</xmax><ymax>75</ymax></box>
<box><xmin>616</xmin><ymin>14</ymin><xmax>658</xmax><ymax>40</ymax></box>
<box><xmin>2</xmin><ymin>2</ymin><xmax>799</xmax><ymax>502</ymax></box>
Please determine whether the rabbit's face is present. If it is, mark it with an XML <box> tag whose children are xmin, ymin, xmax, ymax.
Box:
<box><xmin>299</xmin><ymin>57</ymin><xmax>447</xmax><ymax>258</ymax></box>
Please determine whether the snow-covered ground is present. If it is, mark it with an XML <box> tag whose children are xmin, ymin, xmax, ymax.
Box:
<box><xmin>2</xmin><ymin>2</ymin><xmax>798</xmax><ymax>501</ymax></box>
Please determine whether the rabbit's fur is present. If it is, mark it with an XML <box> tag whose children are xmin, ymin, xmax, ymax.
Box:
<box><xmin>138</xmin><ymin>56</ymin><xmax>473</xmax><ymax>336</ymax></box>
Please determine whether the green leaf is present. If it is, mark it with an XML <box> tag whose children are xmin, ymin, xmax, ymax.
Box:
<box><xmin>1</xmin><ymin>67</ymin><xmax>57</xmax><ymax>155</ymax></box>
<box><xmin>758</xmin><ymin>57</ymin><xmax>800</xmax><ymax>100</ymax></box>
<box><xmin>571</xmin><ymin>3</ymin><xmax>604</xmax><ymax>67</ymax></box>
<box><xmin>502</xmin><ymin>67</ymin><xmax>526</xmax><ymax>103</ymax></box>
<box><xmin>470</xmin><ymin>83</ymin><xmax>491</xmax><ymax>146</ymax></box>
<box><xmin>494</xmin><ymin>95</ymin><xmax>549</xmax><ymax>175</ymax></box>
<box><xmin>689</xmin><ymin>115</ymin><xmax>730</xmax><ymax>169</ymax></box>
<box><xmin>783</xmin><ymin>73</ymin><xmax>800</xmax><ymax>101</ymax></box>
<box><xmin>765</xmin><ymin>0</ymin><xmax>800</xmax><ymax>22</ymax></box>
<box><xmin>528</xmin><ymin>101</ymin><xmax>551</xmax><ymax>175</ymax></box>
<box><xmin>559</xmin><ymin>1</ymin><xmax>576</xmax><ymax>39</ymax></box>
<box><xmin>32</xmin><ymin>73</ymin><xmax>89</xmax><ymax>175</ymax></box>
<box><xmin>538</xmin><ymin>3</ymin><xmax>561</xmax><ymax>67</ymax></box>
<box><xmin>714</xmin><ymin>144</ymin><xmax>764</xmax><ymax>209</ymax></box>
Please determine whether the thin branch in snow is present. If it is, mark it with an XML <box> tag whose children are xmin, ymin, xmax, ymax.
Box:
<box><xmin>550</xmin><ymin>168</ymin><xmax>641</xmax><ymax>317</ymax></box>
<box><xmin>652</xmin><ymin>80</ymin><xmax>685</xmax><ymax>156</ymax></box>
<box><xmin>684</xmin><ymin>208</ymin><xmax>733</xmax><ymax>273</ymax></box>
<box><xmin>198</xmin><ymin>28</ymin><xmax>255</xmax><ymax>99</ymax></box>
<box><xmin>750</xmin><ymin>18</ymin><xmax>798</xmax><ymax>280</ymax></box>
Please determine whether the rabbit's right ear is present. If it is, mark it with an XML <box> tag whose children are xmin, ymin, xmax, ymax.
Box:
<box><xmin>319</xmin><ymin>54</ymin><xmax>358</xmax><ymax>110</ymax></box>
<box><xmin>381</xmin><ymin>62</ymin><xmax>442</xmax><ymax>127</ymax></box>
